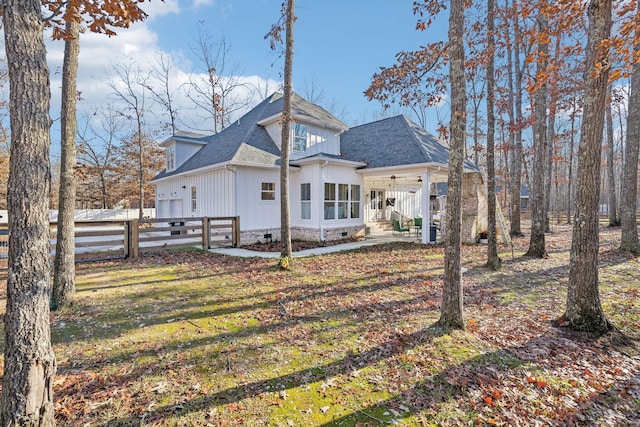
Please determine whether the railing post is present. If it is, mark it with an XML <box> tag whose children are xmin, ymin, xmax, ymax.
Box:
<box><xmin>202</xmin><ymin>217</ymin><xmax>210</xmax><ymax>250</ymax></box>
<box><xmin>130</xmin><ymin>219</ymin><xmax>139</xmax><ymax>259</ymax></box>
<box><xmin>232</xmin><ymin>216</ymin><xmax>240</xmax><ymax>247</ymax></box>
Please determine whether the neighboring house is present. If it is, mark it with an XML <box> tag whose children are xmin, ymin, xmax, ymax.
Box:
<box><xmin>151</xmin><ymin>92</ymin><xmax>486</xmax><ymax>245</ymax></box>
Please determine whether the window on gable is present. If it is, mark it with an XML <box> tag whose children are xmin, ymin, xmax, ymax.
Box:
<box><xmin>293</xmin><ymin>123</ymin><xmax>307</xmax><ymax>152</ymax></box>
<box><xmin>301</xmin><ymin>183</ymin><xmax>311</xmax><ymax>220</ymax></box>
<box><xmin>166</xmin><ymin>146</ymin><xmax>175</xmax><ymax>171</ymax></box>
<box><xmin>261</xmin><ymin>182</ymin><xmax>276</xmax><ymax>201</ymax></box>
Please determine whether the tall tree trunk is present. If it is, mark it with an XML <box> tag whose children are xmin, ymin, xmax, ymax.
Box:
<box><xmin>138</xmin><ymin>126</ymin><xmax>144</xmax><ymax>220</ymax></box>
<box><xmin>525</xmin><ymin>7</ymin><xmax>549</xmax><ymax>258</ymax></box>
<box><xmin>606</xmin><ymin>87</ymin><xmax>619</xmax><ymax>226</ymax></box>
<box><xmin>53</xmin><ymin>15</ymin><xmax>80</xmax><ymax>310</ymax></box>
<box><xmin>486</xmin><ymin>0</ymin><xmax>501</xmax><ymax>271</ymax></box>
<box><xmin>439</xmin><ymin>0</ymin><xmax>466</xmax><ymax>329</ymax></box>
<box><xmin>564</xmin><ymin>0</ymin><xmax>612</xmax><ymax>334</ymax></box>
<box><xmin>510</xmin><ymin>0</ymin><xmax>524</xmax><ymax>237</ymax></box>
<box><xmin>1</xmin><ymin>0</ymin><xmax>56</xmax><ymax>423</ymax></box>
<box><xmin>566</xmin><ymin>97</ymin><xmax>578</xmax><ymax>223</ymax></box>
<box><xmin>544</xmin><ymin>35</ymin><xmax>561</xmax><ymax>233</ymax></box>
<box><xmin>620</xmin><ymin>3</ymin><xmax>640</xmax><ymax>253</ymax></box>
<box><xmin>279</xmin><ymin>0</ymin><xmax>294</xmax><ymax>264</ymax></box>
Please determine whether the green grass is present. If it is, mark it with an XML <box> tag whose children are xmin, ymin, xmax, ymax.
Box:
<box><xmin>1</xmin><ymin>226</ymin><xmax>638</xmax><ymax>426</ymax></box>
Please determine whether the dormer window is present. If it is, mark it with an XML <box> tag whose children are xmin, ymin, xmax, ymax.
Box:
<box><xmin>166</xmin><ymin>146</ymin><xmax>176</xmax><ymax>171</ymax></box>
<box><xmin>293</xmin><ymin>123</ymin><xmax>307</xmax><ymax>152</ymax></box>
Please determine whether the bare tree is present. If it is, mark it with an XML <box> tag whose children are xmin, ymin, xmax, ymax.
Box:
<box><xmin>563</xmin><ymin>0</ymin><xmax>612</xmax><ymax>334</ymax></box>
<box><xmin>439</xmin><ymin>0</ymin><xmax>466</xmax><ymax>329</ymax></box>
<box><xmin>184</xmin><ymin>31</ymin><xmax>253</xmax><ymax>133</ymax></box>
<box><xmin>53</xmin><ymin>11</ymin><xmax>81</xmax><ymax>310</ymax></box>
<box><xmin>605</xmin><ymin>86</ymin><xmax>619</xmax><ymax>226</ymax></box>
<box><xmin>146</xmin><ymin>51</ymin><xmax>180</xmax><ymax>135</ymax></box>
<box><xmin>77</xmin><ymin>108</ymin><xmax>125</xmax><ymax>209</ymax></box>
<box><xmin>1</xmin><ymin>0</ymin><xmax>56</xmax><ymax>422</ymax></box>
<box><xmin>620</xmin><ymin>1</ymin><xmax>640</xmax><ymax>253</ymax></box>
<box><xmin>105</xmin><ymin>61</ymin><xmax>149</xmax><ymax>219</ymax></box>
<box><xmin>525</xmin><ymin>5</ymin><xmax>550</xmax><ymax>258</ymax></box>
<box><xmin>486</xmin><ymin>0</ymin><xmax>501</xmax><ymax>271</ymax></box>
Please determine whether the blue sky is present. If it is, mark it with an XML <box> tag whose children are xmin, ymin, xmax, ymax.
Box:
<box><xmin>148</xmin><ymin>0</ymin><xmax>444</xmax><ymax>124</ymax></box>
<box><xmin>37</xmin><ymin>0</ymin><xmax>449</xmax><ymax>158</ymax></box>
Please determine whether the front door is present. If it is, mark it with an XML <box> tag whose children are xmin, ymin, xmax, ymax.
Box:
<box><xmin>369</xmin><ymin>189</ymin><xmax>385</xmax><ymax>221</ymax></box>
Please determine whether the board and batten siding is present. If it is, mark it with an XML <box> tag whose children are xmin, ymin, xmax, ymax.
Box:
<box><xmin>263</xmin><ymin>122</ymin><xmax>341</xmax><ymax>158</ymax></box>
<box><xmin>235</xmin><ymin>167</ymin><xmax>281</xmax><ymax>230</ymax></box>
<box><xmin>155</xmin><ymin>168</ymin><xmax>236</xmax><ymax>219</ymax></box>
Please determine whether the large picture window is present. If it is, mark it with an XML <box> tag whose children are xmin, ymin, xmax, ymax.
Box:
<box><xmin>324</xmin><ymin>182</ymin><xmax>360</xmax><ymax>220</ymax></box>
<box><xmin>301</xmin><ymin>183</ymin><xmax>311</xmax><ymax>220</ymax></box>
<box><xmin>293</xmin><ymin>123</ymin><xmax>307</xmax><ymax>152</ymax></box>
<box><xmin>261</xmin><ymin>182</ymin><xmax>275</xmax><ymax>201</ymax></box>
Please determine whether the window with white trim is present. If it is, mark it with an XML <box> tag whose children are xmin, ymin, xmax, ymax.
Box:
<box><xmin>293</xmin><ymin>123</ymin><xmax>307</xmax><ymax>152</ymax></box>
<box><xmin>324</xmin><ymin>183</ymin><xmax>360</xmax><ymax>220</ymax></box>
<box><xmin>166</xmin><ymin>146</ymin><xmax>175</xmax><ymax>171</ymax></box>
<box><xmin>301</xmin><ymin>183</ymin><xmax>311</xmax><ymax>220</ymax></box>
<box><xmin>191</xmin><ymin>186</ymin><xmax>197</xmax><ymax>213</ymax></box>
<box><xmin>261</xmin><ymin>182</ymin><xmax>276</xmax><ymax>201</ymax></box>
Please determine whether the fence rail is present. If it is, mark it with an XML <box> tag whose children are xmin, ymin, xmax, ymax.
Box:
<box><xmin>0</xmin><ymin>216</ymin><xmax>240</xmax><ymax>270</ymax></box>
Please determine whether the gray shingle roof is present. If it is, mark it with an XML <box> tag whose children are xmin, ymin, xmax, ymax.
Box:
<box><xmin>340</xmin><ymin>115</ymin><xmax>478</xmax><ymax>172</ymax></box>
<box><xmin>153</xmin><ymin>92</ymin><xmax>349</xmax><ymax>180</ymax></box>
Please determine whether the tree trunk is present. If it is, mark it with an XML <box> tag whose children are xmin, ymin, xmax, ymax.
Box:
<box><xmin>525</xmin><ymin>8</ymin><xmax>549</xmax><ymax>258</ymax></box>
<box><xmin>564</xmin><ymin>0</ymin><xmax>612</xmax><ymax>334</ymax></box>
<box><xmin>1</xmin><ymin>0</ymin><xmax>57</xmax><ymax>423</ymax></box>
<box><xmin>279</xmin><ymin>0</ymin><xmax>294</xmax><ymax>264</ymax></box>
<box><xmin>510</xmin><ymin>0</ymin><xmax>524</xmax><ymax>237</ymax></box>
<box><xmin>566</xmin><ymin>97</ymin><xmax>578</xmax><ymax>224</ymax></box>
<box><xmin>439</xmin><ymin>0</ymin><xmax>465</xmax><ymax>329</ymax></box>
<box><xmin>545</xmin><ymin>35</ymin><xmax>561</xmax><ymax>233</ymax></box>
<box><xmin>486</xmin><ymin>0</ymin><xmax>501</xmax><ymax>271</ymax></box>
<box><xmin>606</xmin><ymin>89</ymin><xmax>619</xmax><ymax>226</ymax></box>
<box><xmin>53</xmin><ymin>16</ymin><xmax>80</xmax><ymax>310</ymax></box>
<box><xmin>620</xmin><ymin>3</ymin><xmax>640</xmax><ymax>253</ymax></box>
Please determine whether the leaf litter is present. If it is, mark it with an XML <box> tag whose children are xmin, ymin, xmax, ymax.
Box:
<box><xmin>0</xmin><ymin>224</ymin><xmax>637</xmax><ymax>426</ymax></box>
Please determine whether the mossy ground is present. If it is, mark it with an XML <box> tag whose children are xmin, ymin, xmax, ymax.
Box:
<box><xmin>0</xmin><ymin>224</ymin><xmax>638</xmax><ymax>426</ymax></box>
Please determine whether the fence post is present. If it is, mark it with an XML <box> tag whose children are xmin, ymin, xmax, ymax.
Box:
<box><xmin>129</xmin><ymin>219</ymin><xmax>139</xmax><ymax>259</ymax></box>
<box><xmin>202</xmin><ymin>217</ymin><xmax>210</xmax><ymax>250</ymax></box>
<box><xmin>124</xmin><ymin>221</ymin><xmax>130</xmax><ymax>258</ymax></box>
<box><xmin>232</xmin><ymin>216</ymin><xmax>240</xmax><ymax>247</ymax></box>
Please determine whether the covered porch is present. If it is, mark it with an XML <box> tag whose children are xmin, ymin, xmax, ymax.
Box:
<box><xmin>359</xmin><ymin>165</ymin><xmax>448</xmax><ymax>244</ymax></box>
<box><xmin>358</xmin><ymin>166</ymin><xmax>487</xmax><ymax>245</ymax></box>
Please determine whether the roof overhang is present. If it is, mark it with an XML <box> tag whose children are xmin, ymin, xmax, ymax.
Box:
<box><xmin>158</xmin><ymin>135</ymin><xmax>209</xmax><ymax>148</ymax></box>
<box><xmin>290</xmin><ymin>154</ymin><xmax>367</xmax><ymax>168</ymax></box>
<box><xmin>150</xmin><ymin>160</ymin><xmax>299</xmax><ymax>185</ymax></box>
<box><xmin>257</xmin><ymin>113</ymin><xmax>349</xmax><ymax>133</ymax></box>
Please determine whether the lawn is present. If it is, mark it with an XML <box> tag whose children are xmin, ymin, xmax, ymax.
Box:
<box><xmin>2</xmin><ymin>224</ymin><xmax>640</xmax><ymax>426</ymax></box>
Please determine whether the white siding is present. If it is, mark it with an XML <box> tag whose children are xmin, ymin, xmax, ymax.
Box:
<box><xmin>174</xmin><ymin>141</ymin><xmax>205</xmax><ymax>170</ymax></box>
<box><xmin>235</xmin><ymin>167</ymin><xmax>282</xmax><ymax>230</ymax></box>
<box><xmin>155</xmin><ymin>168</ymin><xmax>236</xmax><ymax>219</ymax></box>
<box><xmin>263</xmin><ymin>122</ymin><xmax>341</xmax><ymax>157</ymax></box>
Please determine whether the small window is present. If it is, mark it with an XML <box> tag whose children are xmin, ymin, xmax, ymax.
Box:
<box><xmin>324</xmin><ymin>183</ymin><xmax>336</xmax><ymax>220</ymax></box>
<box><xmin>351</xmin><ymin>185</ymin><xmax>361</xmax><ymax>218</ymax></box>
<box><xmin>166</xmin><ymin>147</ymin><xmax>175</xmax><ymax>171</ymax></box>
<box><xmin>191</xmin><ymin>186</ymin><xmax>197</xmax><ymax>213</ymax></box>
<box><xmin>293</xmin><ymin>123</ymin><xmax>307</xmax><ymax>152</ymax></box>
<box><xmin>261</xmin><ymin>182</ymin><xmax>276</xmax><ymax>201</ymax></box>
<box><xmin>301</xmin><ymin>183</ymin><xmax>311</xmax><ymax>220</ymax></box>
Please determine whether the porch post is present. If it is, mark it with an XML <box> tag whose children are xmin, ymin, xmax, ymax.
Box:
<box><xmin>421</xmin><ymin>171</ymin><xmax>431</xmax><ymax>244</ymax></box>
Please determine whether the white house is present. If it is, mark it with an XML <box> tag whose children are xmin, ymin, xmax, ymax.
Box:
<box><xmin>151</xmin><ymin>92</ymin><xmax>486</xmax><ymax>245</ymax></box>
